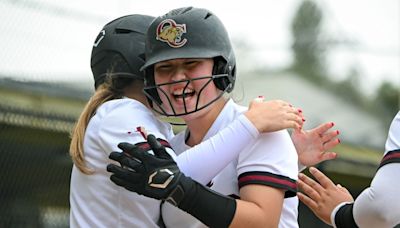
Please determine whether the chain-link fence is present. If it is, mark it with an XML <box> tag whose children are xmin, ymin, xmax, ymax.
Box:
<box><xmin>0</xmin><ymin>105</ymin><xmax>74</xmax><ymax>227</ymax></box>
<box><xmin>1</xmin><ymin>0</ymin><xmax>398</xmax><ymax>227</ymax></box>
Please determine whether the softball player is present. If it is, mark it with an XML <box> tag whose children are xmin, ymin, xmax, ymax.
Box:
<box><xmin>298</xmin><ymin>111</ymin><xmax>400</xmax><ymax>228</ymax></box>
<box><xmin>108</xmin><ymin>7</ymin><xmax>339</xmax><ymax>228</ymax></box>
<box><xmin>69</xmin><ymin>14</ymin><xmax>304</xmax><ymax>228</ymax></box>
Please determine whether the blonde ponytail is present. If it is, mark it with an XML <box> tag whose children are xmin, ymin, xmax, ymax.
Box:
<box><xmin>69</xmin><ymin>83</ymin><xmax>122</xmax><ymax>174</ymax></box>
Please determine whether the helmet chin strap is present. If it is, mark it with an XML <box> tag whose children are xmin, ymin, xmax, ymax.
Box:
<box><xmin>143</xmin><ymin>74</ymin><xmax>230</xmax><ymax>117</ymax></box>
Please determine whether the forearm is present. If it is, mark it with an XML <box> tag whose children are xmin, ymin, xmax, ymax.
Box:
<box><xmin>170</xmin><ymin>177</ymin><xmax>284</xmax><ymax>228</ymax></box>
<box><xmin>176</xmin><ymin>115</ymin><xmax>258</xmax><ymax>184</ymax></box>
<box><xmin>332</xmin><ymin>162</ymin><xmax>400</xmax><ymax>228</ymax></box>
<box><xmin>170</xmin><ymin>175</ymin><xmax>237</xmax><ymax>228</ymax></box>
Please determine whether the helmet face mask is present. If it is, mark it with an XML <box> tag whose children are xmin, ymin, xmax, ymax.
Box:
<box><xmin>144</xmin><ymin>73</ymin><xmax>230</xmax><ymax>117</ymax></box>
<box><xmin>142</xmin><ymin>7</ymin><xmax>236</xmax><ymax>117</ymax></box>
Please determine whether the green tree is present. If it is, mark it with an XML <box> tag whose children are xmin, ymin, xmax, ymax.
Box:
<box><xmin>291</xmin><ymin>0</ymin><xmax>326</xmax><ymax>83</ymax></box>
<box><xmin>374</xmin><ymin>81</ymin><xmax>400</xmax><ymax>124</ymax></box>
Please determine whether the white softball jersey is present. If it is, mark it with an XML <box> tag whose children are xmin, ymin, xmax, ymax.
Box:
<box><xmin>70</xmin><ymin>97</ymin><xmax>261</xmax><ymax>227</ymax></box>
<box><xmin>70</xmin><ymin>98</ymin><xmax>175</xmax><ymax>228</ymax></box>
<box><xmin>163</xmin><ymin>99</ymin><xmax>299</xmax><ymax>228</ymax></box>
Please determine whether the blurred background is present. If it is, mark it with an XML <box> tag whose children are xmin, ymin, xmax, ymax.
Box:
<box><xmin>0</xmin><ymin>0</ymin><xmax>398</xmax><ymax>227</ymax></box>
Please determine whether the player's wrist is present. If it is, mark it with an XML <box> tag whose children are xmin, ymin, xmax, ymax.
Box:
<box><xmin>164</xmin><ymin>173</ymin><xmax>194</xmax><ymax>207</ymax></box>
<box><xmin>165</xmin><ymin>174</ymin><xmax>236</xmax><ymax>228</ymax></box>
<box><xmin>238</xmin><ymin>114</ymin><xmax>260</xmax><ymax>137</ymax></box>
<box><xmin>333</xmin><ymin>202</ymin><xmax>358</xmax><ymax>228</ymax></box>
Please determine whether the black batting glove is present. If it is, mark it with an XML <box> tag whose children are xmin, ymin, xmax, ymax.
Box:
<box><xmin>107</xmin><ymin>134</ymin><xmax>237</xmax><ymax>228</ymax></box>
<box><xmin>107</xmin><ymin>134</ymin><xmax>185</xmax><ymax>204</ymax></box>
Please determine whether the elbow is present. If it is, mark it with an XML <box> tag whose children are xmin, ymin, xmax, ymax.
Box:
<box><xmin>366</xmin><ymin>203</ymin><xmax>400</xmax><ymax>226</ymax></box>
<box><xmin>355</xmin><ymin>192</ymin><xmax>400</xmax><ymax>227</ymax></box>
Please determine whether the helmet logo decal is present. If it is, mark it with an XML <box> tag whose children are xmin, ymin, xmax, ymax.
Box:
<box><xmin>156</xmin><ymin>19</ymin><xmax>187</xmax><ymax>48</ymax></box>
<box><xmin>93</xmin><ymin>30</ymin><xmax>105</xmax><ymax>47</ymax></box>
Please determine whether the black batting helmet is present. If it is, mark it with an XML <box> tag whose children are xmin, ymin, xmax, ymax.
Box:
<box><xmin>142</xmin><ymin>7</ymin><xmax>236</xmax><ymax>116</ymax></box>
<box><xmin>91</xmin><ymin>14</ymin><xmax>155</xmax><ymax>89</ymax></box>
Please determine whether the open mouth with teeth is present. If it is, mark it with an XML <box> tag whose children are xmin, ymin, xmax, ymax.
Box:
<box><xmin>172</xmin><ymin>89</ymin><xmax>195</xmax><ymax>101</ymax></box>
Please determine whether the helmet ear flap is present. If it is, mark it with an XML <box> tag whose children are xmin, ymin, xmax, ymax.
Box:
<box><xmin>144</xmin><ymin>67</ymin><xmax>163</xmax><ymax>107</ymax></box>
<box><xmin>212</xmin><ymin>58</ymin><xmax>235</xmax><ymax>93</ymax></box>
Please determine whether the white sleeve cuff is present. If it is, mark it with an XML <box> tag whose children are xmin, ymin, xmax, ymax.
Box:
<box><xmin>237</xmin><ymin>114</ymin><xmax>260</xmax><ymax>139</ymax></box>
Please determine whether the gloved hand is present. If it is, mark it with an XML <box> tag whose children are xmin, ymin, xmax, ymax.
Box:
<box><xmin>107</xmin><ymin>134</ymin><xmax>186</xmax><ymax>205</ymax></box>
<box><xmin>107</xmin><ymin>134</ymin><xmax>237</xmax><ymax>228</ymax></box>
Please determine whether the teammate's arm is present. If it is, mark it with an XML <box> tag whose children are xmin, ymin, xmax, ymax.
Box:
<box><xmin>107</xmin><ymin>135</ymin><xmax>237</xmax><ymax>227</ymax></box>
<box><xmin>107</xmin><ymin>131</ymin><xmax>298</xmax><ymax>227</ymax></box>
<box><xmin>177</xmin><ymin>98</ymin><xmax>303</xmax><ymax>184</ymax></box>
<box><xmin>334</xmin><ymin>112</ymin><xmax>400</xmax><ymax>228</ymax></box>
<box><xmin>298</xmin><ymin>112</ymin><xmax>400</xmax><ymax>228</ymax></box>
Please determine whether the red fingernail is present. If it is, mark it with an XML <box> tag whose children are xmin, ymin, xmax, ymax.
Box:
<box><xmin>258</xmin><ymin>95</ymin><xmax>264</xmax><ymax>99</ymax></box>
<box><xmin>302</xmin><ymin>118</ymin><xmax>306</xmax><ymax>122</ymax></box>
<box><xmin>298</xmin><ymin>109</ymin><xmax>302</xmax><ymax>113</ymax></box>
<box><xmin>336</xmin><ymin>130</ymin><xmax>340</xmax><ymax>135</ymax></box>
<box><xmin>338</xmin><ymin>138</ymin><xmax>341</xmax><ymax>143</ymax></box>
<box><xmin>331</xmin><ymin>122</ymin><xmax>335</xmax><ymax>127</ymax></box>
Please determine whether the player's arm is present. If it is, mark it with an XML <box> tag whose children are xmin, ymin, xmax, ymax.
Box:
<box><xmin>297</xmin><ymin>154</ymin><xmax>400</xmax><ymax>228</ymax></box>
<box><xmin>349</xmin><ymin>159</ymin><xmax>400</xmax><ymax>228</ymax></box>
<box><xmin>229</xmin><ymin>131</ymin><xmax>298</xmax><ymax>227</ymax></box>
<box><xmin>231</xmin><ymin>185</ymin><xmax>284</xmax><ymax>227</ymax></box>
<box><xmin>107</xmin><ymin>135</ymin><xmax>237</xmax><ymax>227</ymax></box>
<box><xmin>107</xmin><ymin>132</ymin><xmax>297</xmax><ymax>227</ymax></box>
<box><xmin>177</xmin><ymin>98</ymin><xmax>303</xmax><ymax>184</ymax></box>
<box><xmin>332</xmin><ymin>111</ymin><xmax>400</xmax><ymax>227</ymax></box>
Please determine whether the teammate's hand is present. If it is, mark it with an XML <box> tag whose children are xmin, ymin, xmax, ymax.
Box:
<box><xmin>245</xmin><ymin>97</ymin><xmax>304</xmax><ymax>133</ymax></box>
<box><xmin>292</xmin><ymin>122</ymin><xmax>340</xmax><ymax>167</ymax></box>
<box><xmin>297</xmin><ymin>167</ymin><xmax>354</xmax><ymax>225</ymax></box>
<box><xmin>107</xmin><ymin>134</ymin><xmax>183</xmax><ymax>202</ymax></box>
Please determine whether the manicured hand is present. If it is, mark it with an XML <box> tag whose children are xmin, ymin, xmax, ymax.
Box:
<box><xmin>292</xmin><ymin>122</ymin><xmax>340</xmax><ymax>167</ymax></box>
<box><xmin>245</xmin><ymin>97</ymin><xmax>304</xmax><ymax>132</ymax></box>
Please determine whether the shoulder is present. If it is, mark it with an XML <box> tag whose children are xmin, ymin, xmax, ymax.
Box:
<box><xmin>237</xmin><ymin>130</ymin><xmax>298</xmax><ymax>179</ymax></box>
<box><xmin>98</xmin><ymin>99</ymin><xmax>150</xmax><ymax>115</ymax></box>
<box><xmin>95</xmin><ymin>98</ymin><xmax>172</xmax><ymax>142</ymax></box>
<box><xmin>236</xmin><ymin>130</ymin><xmax>298</xmax><ymax>196</ymax></box>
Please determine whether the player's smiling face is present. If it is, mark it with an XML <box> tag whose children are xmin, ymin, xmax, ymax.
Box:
<box><xmin>154</xmin><ymin>58</ymin><xmax>220</xmax><ymax>117</ymax></box>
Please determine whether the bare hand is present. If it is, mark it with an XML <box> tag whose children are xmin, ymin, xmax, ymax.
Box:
<box><xmin>292</xmin><ymin>122</ymin><xmax>340</xmax><ymax>167</ymax></box>
<box><xmin>297</xmin><ymin>167</ymin><xmax>354</xmax><ymax>225</ymax></box>
<box><xmin>245</xmin><ymin>97</ymin><xmax>303</xmax><ymax>133</ymax></box>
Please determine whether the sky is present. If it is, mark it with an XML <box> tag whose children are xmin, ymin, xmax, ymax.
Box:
<box><xmin>0</xmin><ymin>0</ymin><xmax>398</xmax><ymax>95</ymax></box>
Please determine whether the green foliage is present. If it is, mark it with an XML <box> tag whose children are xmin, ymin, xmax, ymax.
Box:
<box><xmin>289</xmin><ymin>0</ymin><xmax>399</xmax><ymax>126</ymax></box>
<box><xmin>291</xmin><ymin>0</ymin><xmax>326</xmax><ymax>82</ymax></box>
<box><xmin>374</xmin><ymin>81</ymin><xmax>400</xmax><ymax>124</ymax></box>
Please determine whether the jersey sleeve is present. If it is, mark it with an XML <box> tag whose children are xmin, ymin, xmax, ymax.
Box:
<box><xmin>176</xmin><ymin>114</ymin><xmax>259</xmax><ymax>185</ymax></box>
<box><xmin>332</xmin><ymin>111</ymin><xmax>400</xmax><ymax>228</ymax></box>
<box><xmin>236</xmin><ymin>130</ymin><xmax>298</xmax><ymax>197</ymax></box>
<box><xmin>96</xmin><ymin>102</ymin><xmax>176</xmax><ymax>159</ymax></box>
